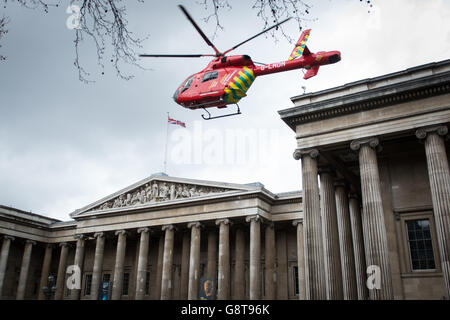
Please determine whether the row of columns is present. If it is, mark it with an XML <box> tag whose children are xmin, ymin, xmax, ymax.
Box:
<box><xmin>0</xmin><ymin>215</ymin><xmax>279</xmax><ymax>300</ymax></box>
<box><xmin>2</xmin><ymin>125</ymin><xmax>446</xmax><ymax>300</ymax></box>
<box><xmin>293</xmin><ymin>125</ymin><xmax>450</xmax><ymax>300</ymax></box>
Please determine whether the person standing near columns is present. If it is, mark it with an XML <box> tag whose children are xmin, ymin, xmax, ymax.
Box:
<box><xmin>348</xmin><ymin>193</ymin><xmax>369</xmax><ymax>300</ymax></box>
<box><xmin>16</xmin><ymin>239</ymin><xmax>36</xmax><ymax>300</ymax></box>
<box><xmin>246</xmin><ymin>215</ymin><xmax>262</xmax><ymax>300</ymax></box>
<box><xmin>70</xmin><ymin>235</ymin><xmax>86</xmax><ymax>300</ymax></box>
<box><xmin>233</xmin><ymin>227</ymin><xmax>245</xmax><ymax>300</ymax></box>
<box><xmin>0</xmin><ymin>235</ymin><xmax>14</xmax><ymax>299</ymax></box>
<box><xmin>91</xmin><ymin>232</ymin><xmax>105</xmax><ymax>300</ymax></box>
<box><xmin>292</xmin><ymin>220</ymin><xmax>306</xmax><ymax>300</ymax></box>
<box><xmin>161</xmin><ymin>224</ymin><xmax>175</xmax><ymax>300</ymax></box>
<box><xmin>334</xmin><ymin>181</ymin><xmax>358</xmax><ymax>300</ymax></box>
<box><xmin>416</xmin><ymin>125</ymin><xmax>450</xmax><ymax>299</ymax></box>
<box><xmin>54</xmin><ymin>242</ymin><xmax>70</xmax><ymax>300</ymax></box>
<box><xmin>318</xmin><ymin>167</ymin><xmax>343</xmax><ymax>300</ymax></box>
<box><xmin>111</xmin><ymin>230</ymin><xmax>127</xmax><ymax>300</ymax></box>
<box><xmin>38</xmin><ymin>244</ymin><xmax>54</xmax><ymax>300</ymax></box>
<box><xmin>264</xmin><ymin>222</ymin><xmax>276</xmax><ymax>300</ymax></box>
<box><xmin>188</xmin><ymin>222</ymin><xmax>202</xmax><ymax>300</ymax></box>
<box><xmin>216</xmin><ymin>219</ymin><xmax>232</xmax><ymax>300</ymax></box>
<box><xmin>136</xmin><ymin>228</ymin><xmax>151</xmax><ymax>300</ymax></box>
<box><xmin>350</xmin><ymin>137</ymin><xmax>393</xmax><ymax>300</ymax></box>
<box><xmin>293</xmin><ymin>148</ymin><xmax>326</xmax><ymax>300</ymax></box>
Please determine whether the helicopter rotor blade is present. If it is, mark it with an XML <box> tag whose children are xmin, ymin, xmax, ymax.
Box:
<box><xmin>223</xmin><ymin>17</ymin><xmax>292</xmax><ymax>55</ymax></box>
<box><xmin>178</xmin><ymin>5</ymin><xmax>222</xmax><ymax>57</ymax></box>
<box><xmin>139</xmin><ymin>54</ymin><xmax>216</xmax><ymax>58</ymax></box>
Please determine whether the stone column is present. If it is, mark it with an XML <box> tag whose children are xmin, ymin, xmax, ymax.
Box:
<box><xmin>233</xmin><ymin>227</ymin><xmax>245</xmax><ymax>300</ymax></box>
<box><xmin>350</xmin><ymin>137</ymin><xmax>393</xmax><ymax>300</ymax></box>
<box><xmin>111</xmin><ymin>230</ymin><xmax>127</xmax><ymax>300</ymax></box>
<box><xmin>293</xmin><ymin>148</ymin><xmax>326</xmax><ymax>300</ymax></box>
<box><xmin>161</xmin><ymin>224</ymin><xmax>175</xmax><ymax>300</ymax></box>
<box><xmin>16</xmin><ymin>239</ymin><xmax>36</xmax><ymax>300</ymax></box>
<box><xmin>70</xmin><ymin>235</ymin><xmax>86</xmax><ymax>300</ymax></box>
<box><xmin>180</xmin><ymin>231</ymin><xmax>190</xmax><ymax>299</ymax></box>
<box><xmin>54</xmin><ymin>242</ymin><xmax>69</xmax><ymax>300</ymax></box>
<box><xmin>264</xmin><ymin>222</ymin><xmax>276</xmax><ymax>300</ymax></box>
<box><xmin>38</xmin><ymin>244</ymin><xmax>54</xmax><ymax>300</ymax></box>
<box><xmin>135</xmin><ymin>228</ymin><xmax>151</xmax><ymax>300</ymax></box>
<box><xmin>154</xmin><ymin>235</ymin><xmax>164</xmax><ymax>299</ymax></box>
<box><xmin>206</xmin><ymin>228</ymin><xmax>217</xmax><ymax>286</ymax></box>
<box><xmin>216</xmin><ymin>219</ymin><xmax>231</xmax><ymax>300</ymax></box>
<box><xmin>91</xmin><ymin>232</ymin><xmax>105</xmax><ymax>300</ymax></box>
<box><xmin>293</xmin><ymin>220</ymin><xmax>306</xmax><ymax>300</ymax></box>
<box><xmin>348</xmin><ymin>193</ymin><xmax>369</xmax><ymax>300</ymax></box>
<box><xmin>0</xmin><ymin>236</ymin><xmax>14</xmax><ymax>298</ymax></box>
<box><xmin>416</xmin><ymin>125</ymin><xmax>450</xmax><ymax>299</ymax></box>
<box><xmin>188</xmin><ymin>222</ymin><xmax>202</xmax><ymax>300</ymax></box>
<box><xmin>246</xmin><ymin>215</ymin><xmax>261</xmax><ymax>300</ymax></box>
<box><xmin>319</xmin><ymin>167</ymin><xmax>343</xmax><ymax>300</ymax></box>
<box><xmin>335</xmin><ymin>181</ymin><xmax>358</xmax><ymax>300</ymax></box>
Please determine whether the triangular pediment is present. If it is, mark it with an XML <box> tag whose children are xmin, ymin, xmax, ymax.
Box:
<box><xmin>70</xmin><ymin>174</ymin><xmax>261</xmax><ymax>217</ymax></box>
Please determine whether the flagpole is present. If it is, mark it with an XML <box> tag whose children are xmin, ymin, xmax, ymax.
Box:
<box><xmin>164</xmin><ymin>112</ymin><xmax>169</xmax><ymax>174</ymax></box>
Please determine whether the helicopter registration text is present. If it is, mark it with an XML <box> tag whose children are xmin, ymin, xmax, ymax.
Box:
<box><xmin>259</xmin><ymin>61</ymin><xmax>286</xmax><ymax>71</ymax></box>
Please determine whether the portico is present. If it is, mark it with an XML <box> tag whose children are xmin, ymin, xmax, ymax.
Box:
<box><xmin>280</xmin><ymin>59</ymin><xmax>450</xmax><ymax>300</ymax></box>
<box><xmin>0</xmin><ymin>175</ymin><xmax>303</xmax><ymax>300</ymax></box>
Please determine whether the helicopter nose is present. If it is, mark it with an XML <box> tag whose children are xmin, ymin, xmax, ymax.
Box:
<box><xmin>328</xmin><ymin>53</ymin><xmax>341</xmax><ymax>64</ymax></box>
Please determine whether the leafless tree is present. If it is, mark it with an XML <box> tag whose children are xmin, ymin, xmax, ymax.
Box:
<box><xmin>0</xmin><ymin>0</ymin><xmax>373</xmax><ymax>82</ymax></box>
<box><xmin>1</xmin><ymin>0</ymin><xmax>148</xmax><ymax>83</ymax></box>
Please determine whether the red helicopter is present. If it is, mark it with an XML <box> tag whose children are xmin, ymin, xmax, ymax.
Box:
<box><xmin>140</xmin><ymin>5</ymin><xmax>341</xmax><ymax>120</ymax></box>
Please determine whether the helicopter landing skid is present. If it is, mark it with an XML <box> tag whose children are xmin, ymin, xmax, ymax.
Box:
<box><xmin>201</xmin><ymin>104</ymin><xmax>241</xmax><ymax>120</ymax></box>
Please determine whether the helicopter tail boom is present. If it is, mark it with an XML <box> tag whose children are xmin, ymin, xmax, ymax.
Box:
<box><xmin>252</xmin><ymin>50</ymin><xmax>341</xmax><ymax>78</ymax></box>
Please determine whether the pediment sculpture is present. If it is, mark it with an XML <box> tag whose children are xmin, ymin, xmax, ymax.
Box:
<box><xmin>90</xmin><ymin>181</ymin><xmax>231</xmax><ymax>212</ymax></box>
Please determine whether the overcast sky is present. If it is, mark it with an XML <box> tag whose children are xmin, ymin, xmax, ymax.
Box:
<box><xmin>1</xmin><ymin>0</ymin><xmax>450</xmax><ymax>221</ymax></box>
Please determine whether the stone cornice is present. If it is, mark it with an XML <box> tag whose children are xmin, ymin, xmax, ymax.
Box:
<box><xmin>279</xmin><ymin>68</ymin><xmax>450</xmax><ymax>131</ymax></box>
<box><xmin>0</xmin><ymin>205</ymin><xmax>60</xmax><ymax>226</ymax></box>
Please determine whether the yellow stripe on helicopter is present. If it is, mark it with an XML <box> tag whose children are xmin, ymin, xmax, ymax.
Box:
<box><xmin>224</xmin><ymin>67</ymin><xmax>255</xmax><ymax>104</ymax></box>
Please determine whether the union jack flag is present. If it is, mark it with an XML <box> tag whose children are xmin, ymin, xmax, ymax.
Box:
<box><xmin>168</xmin><ymin>117</ymin><xmax>186</xmax><ymax>128</ymax></box>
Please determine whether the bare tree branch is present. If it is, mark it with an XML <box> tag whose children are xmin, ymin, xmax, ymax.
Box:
<box><xmin>1</xmin><ymin>1</ymin><xmax>374</xmax><ymax>80</ymax></box>
<box><xmin>72</xmin><ymin>0</ymin><xmax>149</xmax><ymax>83</ymax></box>
<box><xmin>196</xmin><ymin>0</ymin><xmax>232</xmax><ymax>41</ymax></box>
<box><xmin>197</xmin><ymin>0</ymin><xmax>315</xmax><ymax>44</ymax></box>
<box><xmin>0</xmin><ymin>16</ymin><xmax>8</xmax><ymax>61</ymax></box>
<box><xmin>2</xmin><ymin>0</ymin><xmax>148</xmax><ymax>82</ymax></box>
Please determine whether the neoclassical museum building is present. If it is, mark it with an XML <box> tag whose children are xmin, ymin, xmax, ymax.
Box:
<box><xmin>0</xmin><ymin>59</ymin><xmax>449</xmax><ymax>300</ymax></box>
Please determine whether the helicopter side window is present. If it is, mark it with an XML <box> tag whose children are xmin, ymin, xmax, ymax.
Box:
<box><xmin>202</xmin><ymin>71</ymin><xmax>218</xmax><ymax>82</ymax></box>
<box><xmin>181</xmin><ymin>77</ymin><xmax>194</xmax><ymax>93</ymax></box>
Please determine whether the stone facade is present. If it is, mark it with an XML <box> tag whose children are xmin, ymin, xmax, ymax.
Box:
<box><xmin>0</xmin><ymin>175</ymin><xmax>302</xmax><ymax>300</ymax></box>
<box><xmin>280</xmin><ymin>58</ymin><xmax>450</xmax><ymax>300</ymax></box>
<box><xmin>0</xmin><ymin>59</ymin><xmax>449</xmax><ymax>300</ymax></box>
